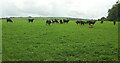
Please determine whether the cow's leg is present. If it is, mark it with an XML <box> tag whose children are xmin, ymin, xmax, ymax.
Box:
<box><xmin>89</xmin><ymin>23</ymin><xmax>91</xmax><ymax>25</ymax></box>
<box><xmin>81</xmin><ymin>23</ymin><xmax>82</xmax><ymax>25</ymax></box>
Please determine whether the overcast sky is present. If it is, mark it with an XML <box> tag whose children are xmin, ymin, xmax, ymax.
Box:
<box><xmin>0</xmin><ymin>0</ymin><xmax>118</xmax><ymax>19</ymax></box>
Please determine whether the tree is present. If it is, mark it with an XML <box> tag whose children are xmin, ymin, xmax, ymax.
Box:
<box><xmin>107</xmin><ymin>1</ymin><xmax>120</xmax><ymax>21</ymax></box>
<box><xmin>98</xmin><ymin>17</ymin><xmax>107</xmax><ymax>21</ymax></box>
<box><xmin>101</xmin><ymin>17</ymin><xmax>106</xmax><ymax>21</ymax></box>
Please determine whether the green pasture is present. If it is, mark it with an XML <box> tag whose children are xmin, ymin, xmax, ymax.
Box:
<box><xmin>1</xmin><ymin>18</ymin><xmax>118</xmax><ymax>61</ymax></box>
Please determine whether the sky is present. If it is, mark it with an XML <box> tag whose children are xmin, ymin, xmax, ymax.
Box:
<box><xmin>0</xmin><ymin>0</ymin><xmax>118</xmax><ymax>19</ymax></box>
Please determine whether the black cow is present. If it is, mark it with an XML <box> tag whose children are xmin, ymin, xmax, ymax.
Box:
<box><xmin>51</xmin><ymin>19</ymin><xmax>59</xmax><ymax>23</ymax></box>
<box><xmin>88</xmin><ymin>21</ymin><xmax>96</xmax><ymax>25</ymax></box>
<box><xmin>28</xmin><ymin>19</ymin><xmax>34</xmax><ymax>23</ymax></box>
<box><xmin>101</xmin><ymin>21</ymin><xmax>103</xmax><ymax>24</ymax></box>
<box><xmin>54</xmin><ymin>19</ymin><xmax>59</xmax><ymax>23</ymax></box>
<box><xmin>51</xmin><ymin>19</ymin><xmax>55</xmax><ymax>23</ymax></box>
<box><xmin>76</xmin><ymin>21</ymin><xmax>85</xmax><ymax>25</ymax></box>
<box><xmin>81</xmin><ymin>21</ymin><xmax>85</xmax><ymax>25</ymax></box>
<box><xmin>84</xmin><ymin>21</ymin><xmax>89</xmax><ymax>24</ymax></box>
<box><xmin>7</xmin><ymin>18</ymin><xmax>13</xmax><ymax>23</ymax></box>
<box><xmin>60</xmin><ymin>20</ymin><xmax>63</xmax><ymax>24</ymax></box>
<box><xmin>76</xmin><ymin>21</ymin><xmax>81</xmax><ymax>24</ymax></box>
<box><xmin>113</xmin><ymin>21</ymin><xmax>116</xmax><ymax>25</ymax></box>
<box><xmin>46</xmin><ymin>20</ymin><xmax>51</xmax><ymax>25</ymax></box>
<box><xmin>63</xmin><ymin>19</ymin><xmax>69</xmax><ymax>23</ymax></box>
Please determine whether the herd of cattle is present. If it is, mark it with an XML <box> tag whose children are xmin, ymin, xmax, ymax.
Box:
<box><xmin>46</xmin><ymin>19</ymin><xmax>97</xmax><ymax>25</ymax></box>
<box><xmin>46</xmin><ymin>19</ymin><xmax>70</xmax><ymax>25</ymax></box>
<box><xmin>6</xmin><ymin>18</ymin><xmax>116</xmax><ymax>25</ymax></box>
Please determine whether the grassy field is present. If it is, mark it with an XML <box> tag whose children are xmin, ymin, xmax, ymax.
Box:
<box><xmin>2</xmin><ymin>18</ymin><xmax>118</xmax><ymax>61</ymax></box>
<box><xmin>0</xmin><ymin>19</ymin><xmax>2</xmax><ymax>62</ymax></box>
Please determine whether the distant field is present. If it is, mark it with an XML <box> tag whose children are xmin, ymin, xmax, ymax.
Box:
<box><xmin>2</xmin><ymin>18</ymin><xmax>118</xmax><ymax>61</ymax></box>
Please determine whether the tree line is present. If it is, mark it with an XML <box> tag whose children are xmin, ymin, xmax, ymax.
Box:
<box><xmin>99</xmin><ymin>1</ymin><xmax>120</xmax><ymax>21</ymax></box>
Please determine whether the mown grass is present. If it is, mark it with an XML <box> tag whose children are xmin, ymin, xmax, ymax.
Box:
<box><xmin>2</xmin><ymin>18</ymin><xmax>118</xmax><ymax>61</ymax></box>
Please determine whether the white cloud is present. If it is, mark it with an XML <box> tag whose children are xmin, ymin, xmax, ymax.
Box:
<box><xmin>0</xmin><ymin>0</ymin><xmax>118</xmax><ymax>19</ymax></box>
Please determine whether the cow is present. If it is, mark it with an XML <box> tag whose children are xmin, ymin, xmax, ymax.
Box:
<box><xmin>28</xmin><ymin>19</ymin><xmax>34</xmax><ymax>23</ymax></box>
<box><xmin>101</xmin><ymin>21</ymin><xmax>103</xmax><ymax>24</ymax></box>
<box><xmin>55</xmin><ymin>19</ymin><xmax>59</xmax><ymax>23</ymax></box>
<box><xmin>76</xmin><ymin>21</ymin><xmax>81</xmax><ymax>24</ymax></box>
<box><xmin>46</xmin><ymin>20</ymin><xmax>51</xmax><ymax>25</ymax></box>
<box><xmin>51</xmin><ymin>19</ymin><xmax>59</xmax><ymax>23</ymax></box>
<box><xmin>7</xmin><ymin>18</ymin><xmax>13</xmax><ymax>23</ymax></box>
<box><xmin>60</xmin><ymin>20</ymin><xmax>63</xmax><ymax>24</ymax></box>
<box><xmin>80</xmin><ymin>21</ymin><xmax>85</xmax><ymax>25</ymax></box>
<box><xmin>63</xmin><ymin>19</ymin><xmax>69</xmax><ymax>23</ymax></box>
<box><xmin>113</xmin><ymin>21</ymin><xmax>116</xmax><ymax>25</ymax></box>
<box><xmin>84</xmin><ymin>21</ymin><xmax>89</xmax><ymax>24</ymax></box>
<box><xmin>51</xmin><ymin>19</ymin><xmax>55</xmax><ymax>23</ymax></box>
<box><xmin>76</xmin><ymin>21</ymin><xmax>85</xmax><ymax>25</ymax></box>
<box><xmin>88</xmin><ymin>21</ymin><xmax>96</xmax><ymax>25</ymax></box>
